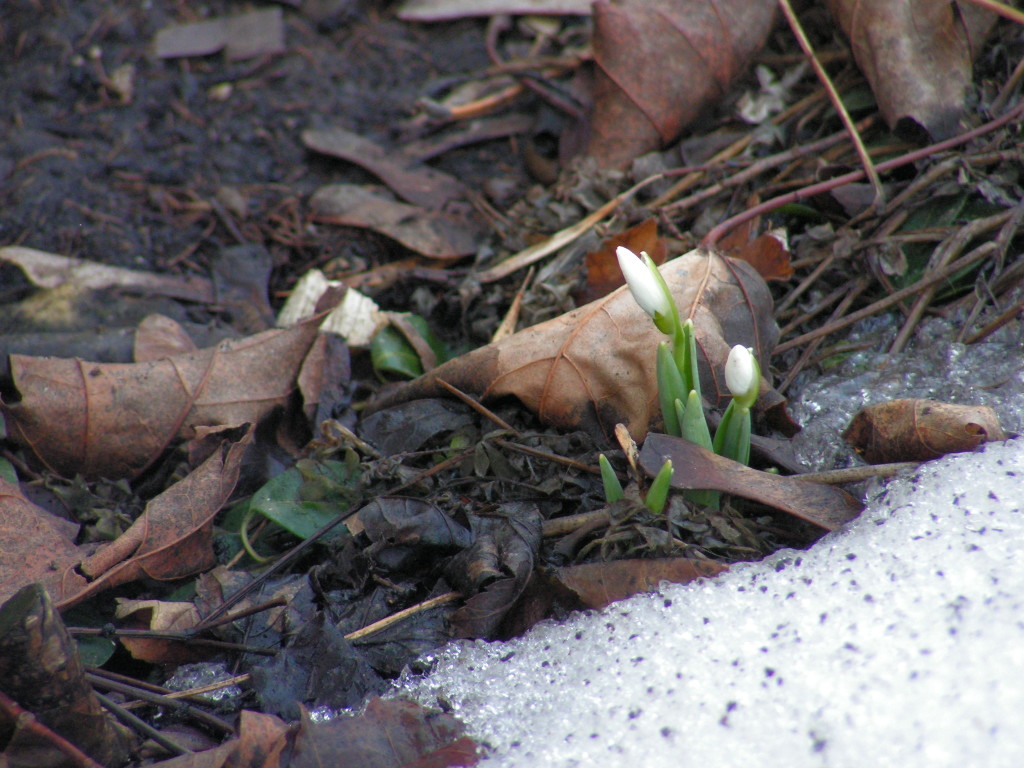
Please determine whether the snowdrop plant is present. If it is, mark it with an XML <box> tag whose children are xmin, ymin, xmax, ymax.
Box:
<box><xmin>614</xmin><ymin>247</ymin><xmax>762</xmax><ymax>512</ymax></box>
<box><xmin>616</xmin><ymin>246</ymin><xmax>711</xmax><ymax>449</ymax></box>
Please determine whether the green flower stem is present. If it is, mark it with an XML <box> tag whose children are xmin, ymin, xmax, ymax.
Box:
<box><xmin>672</xmin><ymin>319</ymin><xmax>701</xmax><ymax>400</ymax></box>
<box><xmin>713</xmin><ymin>400</ymin><xmax>752</xmax><ymax>466</ymax></box>
<box><xmin>645</xmin><ymin>459</ymin><xmax>674</xmax><ymax>515</ymax></box>
<box><xmin>599</xmin><ymin>454</ymin><xmax>624</xmax><ymax>503</ymax></box>
<box><xmin>657</xmin><ymin>342</ymin><xmax>687</xmax><ymax>437</ymax></box>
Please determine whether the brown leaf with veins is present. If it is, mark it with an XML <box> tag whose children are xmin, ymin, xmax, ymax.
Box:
<box><xmin>824</xmin><ymin>0</ymin><xmax>997</xmax><ymax>140</ymax></box>
<box><xmin>56</xmin><ymin>425</ymin><xmax>254</xmax><ymax>610</ymax></box>
<box><xmin>2</xmin><ymin>317</ymin><xmax>322</xmax><ymax>479</ymax></box>
<box><xmin>309</xmin><ymin>184</ymin><xmax>481</xmax><ymax>260</ymax></box>
<box><xmin>0</xmin><ymin>479</ymin><xmax>88</xmax><ymax>605</ymax></box>
<box><xmin>843</xmin><ymin>399</ymin><xmax>1006</xmax><ymax>464</ymax></box>
<box><xmin>371</xmin><ymin>248</ymin><xmax>780</xmax><ymax>443</ymax></box>
<box><xmin>585</xmin><ymin>0</ymin><xmax>777</xmax><ymax>168</ymax></box>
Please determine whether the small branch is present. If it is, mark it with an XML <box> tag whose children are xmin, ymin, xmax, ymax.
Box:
<box><xmin>777</xmin><ymin>0</ymin><xmax>883</xmax><ymax>202</ymax></box>
<box><xmin>703</xmin><ymin>100</ymin><xmax>1024</xmax><ymax>247</ymax></box>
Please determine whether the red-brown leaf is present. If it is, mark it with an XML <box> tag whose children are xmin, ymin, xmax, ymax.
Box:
<box><xmin>585</xmin><ymin>0</ymin><xmax>777</xmax><ymax>168</ymax></box>
<box><xmin>2</xmin><ymin>318</ymin><xmax>322</xmax><ymax>479</ymax></box>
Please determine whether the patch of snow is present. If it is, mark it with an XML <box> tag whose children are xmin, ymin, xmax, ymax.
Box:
<box><xmin>397</xmin><ymin>322</ymin><xmax>1024</xmax><ymax>767</ymax></box>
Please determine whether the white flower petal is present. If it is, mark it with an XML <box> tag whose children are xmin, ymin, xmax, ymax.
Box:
<box><xmin>616</xmin><ymin>246</ymin><xmax>671</xmax><ymax>320</ymax></box>
<box><xmin>725</xmin><ymin>345</ymin><xmax>758</xmax><ymax>401</ymax></box>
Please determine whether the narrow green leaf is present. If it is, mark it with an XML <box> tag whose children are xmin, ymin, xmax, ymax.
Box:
<box><xmin>680</xmin><ymin>389</ymin><xmax>713</xmax><ymax>451</ymax></box>
<box><xmin>599</xmin><ymin>454</ymin><xmax>624</xmax><ymax>504</ymax></box>
<box><xmin>644</xmin><ymin>459</ymin><xmax>673</xmax><ymax>515</ymax></box>
<box><xmin>657</xmin><ymin>342</ymin><xmax>685</xmax><ymax>436</ymax></box>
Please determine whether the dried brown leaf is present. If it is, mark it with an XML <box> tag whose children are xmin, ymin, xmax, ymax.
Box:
<box><xmin>843</xmin><ymin>399</ymin><xmax>1006</xmax><ymax>464</ymax></box>
<box><xmin>309</xmin><ymin>184</ymin><xmax>481</xmax><ymax>260</ymax></box>
<box><xmin>0</xmin><ymin>480</ymin><xmax>87</xmax><ymax>606</ymax></box>
<box><xmin>552</xmin><ymin>557</ymin><xmax>728</xmax><ymax>610</ymax></box>
<box><xmin>586</xmin><ymin>0</ymin><xmax>777</xmax><ymax>168</ymax></box>
<box><xmin>372</xmin><ymin>248</ymin><xmax>780</xmax><ymax>442</ymax></box>
<box><xmin>2</xmin><ymin>318</ymin><xmax>321</xmax><ymax>479</ymax></box>
<box><xmin>824</xmin><ymin>0</ymin><xmax>997</xmax><ymax>140</ymax></box>
<box><xmin>302</xmin><ymin>127</ymin><xmax>467</xmax><ymax>209</ymax></box>
<box><xmin>639</xmin><ymin>434</ymin><xmax>863</xmax><ymax>531</ymax></box>
<box><xmin>57</xmin><ymin>425</ymin><xmax>253</xmax><ymax>610</ymax></box>
<box><xmin>290</xmin><ymin>698</ymin><xmax>479</xmax><ymax>768</ymax></box>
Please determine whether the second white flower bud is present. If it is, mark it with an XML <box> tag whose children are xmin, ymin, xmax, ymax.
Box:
<box><xmin>725</xmin><ymin>345</ymin><xmax>760</xmax><ymax>408</ymax></box>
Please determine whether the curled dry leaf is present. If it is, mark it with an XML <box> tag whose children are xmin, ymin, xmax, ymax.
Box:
<box><xmin>824</xmin><ymin>0</ymin><xmax>997</xmax><ymax>140</ymax></box>
<box><xmin>843</xmin><ymin>399</ymin><xmax>1007</xmax><ymax>464</ymax></box>
<box><xmin>2</xmin><ymin>317</ymin><xmax>322</xmax><ymax>480</ymax></box>
<box><xmin>585</xmin><ymin>0</ymin><xmax>777</xmax><ymax>168</ymax></box>
<box><xmin>370</xmin><ymin>248</ymin><xmax>780</xmax><ymax>443</ymax></box>
<box><xmin>552</xmin><ymin>557</ymin><xmax>727</xmax><ymax>610</ymax></box>
<box><xmin>302</xmin><ymin>127</ymin><xmax>467</xmax><ymax>209</ymax></box>
<box><xmin>56</xmin><ymin>424</ymin><xmax>254</xmax><ymax>610</ymax></box>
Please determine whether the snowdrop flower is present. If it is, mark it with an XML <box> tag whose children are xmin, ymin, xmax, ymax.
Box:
<box><xmin>616</xmin><ymin>246</ymin><xmax>673</xmax><ymax>333</ymax></box>
<box><xmin>725</xmin><ymin>345</ymin><xmax>760</xmax><ymax>408</ymax></box>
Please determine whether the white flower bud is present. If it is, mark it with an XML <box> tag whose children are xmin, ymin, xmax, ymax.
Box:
<box><xmin>616</xmin><ymin>246</ymin><xmax>672</xmax><ymax>323</ymax></box>
<box><xmin>725</xmin><ymin>345</ymin><xmax>760</xmax><ymax>406</ymax></box>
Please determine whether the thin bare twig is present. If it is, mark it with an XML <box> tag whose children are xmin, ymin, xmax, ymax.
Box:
<box><xmin>777</xmin><ymin>0</ymin><xmax>883</xmax><ymax>202</ymax></box>
<box><xmin>704</xmin><ymin>100</ymin><xmax>1024</xmax><ymax>247</ymax></box>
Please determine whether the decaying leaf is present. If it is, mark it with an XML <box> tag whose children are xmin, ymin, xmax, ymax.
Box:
<box><xmin>397</xmin><ymin>0</ymin><xmax>593</xmax><ymax>20</ymax></box>
<box><xmin>290</xmin><ymin>698</ymin><xmax>479</xmax><ymax>768</ymax></box>
<box><xmin>370</xmin><ymin>248</ymin><xmax>780</xmax><ymax>443</ymax></box>
<box><xmin>0</xmin><ymin>480</ymin><xmax>88</xmax><ymax>605</ymax></box>
<box><xmin>639</xmin><ymin>434</ymin><xmax>863</xmax><ymax>531</ymax></box>
<box><xmin>552</xmin><ymin>557</ymin><xmax>727</xmax><ymax>610</ymax></box>
<box><xmin>446</xmin><ymin>502</ymin><xmax>542</xmax><ymax>639</ymax></box>
<box><xmin>56</xmin><ymin>425</ymin><xmax>254</xmax><ymax>610</ymax></box>
<box><xmin>824</xmin><ymin>0</ymin><xmax>997</xmax><ymax>140</ymax></box>
<box><xmin>0</xmin><ymin>585</ymin><xmax>135</xmax><ymax>767</ymax></box>
<box><xmin>154</xmin><ymin>7</ymin><xmax>285</xmax><ymax>60</ymax></box>
<box><xmin>843</xmin><ymin>399</ymin><xmax>1006</xmax><ymax>464</ymax></box>
<box><xmin>585</xmin><ymin>0</ymin><xmax>777</xmax><ymax>168</ymax></box>
<box><xmin>2</xmin><ymin>317</ymin><xmax>323</xmax><ymax>479</ymax></box>
<box><xmin>302</xmin><ymin>127</ymin><xmax>467</xmax><ymax>209</ymax></box>
<box><xmin>0</xmin><ymin>246</ymin><xmax>215</xmax><ymax>303</ymax></box>
<box><xmin>309</xmin><ymin>184</ymin><xmax>482</xmax><ymax>260</ymax></box>
<box><xmin>113</xmin><ymin>599</ymin><xmax>204</xmax><ymax>664</ymax></box>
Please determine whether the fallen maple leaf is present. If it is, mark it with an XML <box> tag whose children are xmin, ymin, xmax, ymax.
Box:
<box><xmin>843</xmin><ymin>398</ymin><xmax>1006</xmax><ymax>464</ymax></box>
<box><xmin>585</xmin><ymin>0</ymin><xmax>777</xmax><ymax>168</ymax></box>
<box><xmin>824</xmin><ymin>0</ymin><xmax>997</xmax><ymax>140</ymax></box>
<box><xmin>370</xmin><ymin>248</ymin><xmax>780</xmax><ymax>443</ymax></box>
<box><xmin>2</xmin><ymin>316</ymin><xmax>323</xmax><ymax>480</ymax></box>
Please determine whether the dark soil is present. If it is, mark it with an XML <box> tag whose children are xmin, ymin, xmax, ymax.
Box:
<box><xmin>0</xmin><ymin>0</ymin><xmax>520</xmax><ymax>306</ymax></box>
